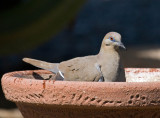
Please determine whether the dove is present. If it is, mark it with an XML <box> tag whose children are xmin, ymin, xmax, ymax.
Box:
<box><xmin>23</xmin><ymin>32</ymin><xmax>126</xmax><ymax>82</ymax></box>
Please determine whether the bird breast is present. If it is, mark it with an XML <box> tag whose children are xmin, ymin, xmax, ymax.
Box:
<box><xmin>98</xmin><ymin>51</ymin><xmax>120</xmax><ymax>82</ymax></box>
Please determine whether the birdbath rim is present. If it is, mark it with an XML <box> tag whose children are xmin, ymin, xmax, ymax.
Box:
<box><xmin>2</xmin><ymin>68</ymin><xmax>160</xmax><ymax>108</ymax></box>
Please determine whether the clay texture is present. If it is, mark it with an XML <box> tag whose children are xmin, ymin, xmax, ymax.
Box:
<box><xmin>2</xmin><ymin>69</ymin><xmax>160</xmax><ymax>118</ymax></box>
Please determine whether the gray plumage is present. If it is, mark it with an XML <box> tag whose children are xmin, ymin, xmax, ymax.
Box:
<box><xmin>23</xmin><ymin>32</ymin><xmax>126</xmax><ymax>82</ymax></box>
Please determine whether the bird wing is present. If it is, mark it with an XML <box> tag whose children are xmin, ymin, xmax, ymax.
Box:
<box><xmin>58</xmin><ymin>56</ymin><xmax>102</xmax><ymax>81</ymax></box>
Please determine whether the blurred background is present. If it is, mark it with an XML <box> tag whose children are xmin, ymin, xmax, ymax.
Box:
<box><xmin>0</xmin><ymin>0</ymin><xmax>160</xmax><ymax>117</ymax></box>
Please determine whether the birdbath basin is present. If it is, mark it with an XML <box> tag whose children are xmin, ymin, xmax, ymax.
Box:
<box><xmin>2</xmin><ymin>68</ymin><xmax>160</xmax><ymax>118</ymax></box>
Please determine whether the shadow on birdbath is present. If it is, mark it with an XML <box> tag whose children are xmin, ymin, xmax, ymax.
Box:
<box><xmin>1</xmin><ymin>68</ymin><xmax>160</xmax><ymax>118</ymax></box>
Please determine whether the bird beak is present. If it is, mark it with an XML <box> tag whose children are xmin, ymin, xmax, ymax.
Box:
<box><xmin>117</xmin><ymin>42</ymin><xmax>126</xmax><ymax>50</ymax></box>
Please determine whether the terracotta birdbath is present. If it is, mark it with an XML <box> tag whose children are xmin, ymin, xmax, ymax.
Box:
<box><xmin>2</xmin><ymin>68</ymin><xmax>160</xmax><ymax>118</ymax></box>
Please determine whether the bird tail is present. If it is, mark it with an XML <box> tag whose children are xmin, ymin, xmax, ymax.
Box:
<box><xmin>23</xmin><ymin>58</ymin><xmax>59</xmax><ymax>73</ymax></box>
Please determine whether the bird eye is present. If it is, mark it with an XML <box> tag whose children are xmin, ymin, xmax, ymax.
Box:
<box><xmin>110</xmin><ymin>37</ymin><xmax>114</xmax><ymax>41</ymax></box>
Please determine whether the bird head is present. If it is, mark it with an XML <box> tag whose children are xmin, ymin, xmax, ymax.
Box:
<box><xmin>102</xmin><ymin>32</ymin><xmax>126</xmax><ymax>50</ymax></box>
